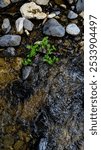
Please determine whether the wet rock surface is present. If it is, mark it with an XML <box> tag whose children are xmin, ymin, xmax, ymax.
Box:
<box><xmin>0</xmin><ymin>0</ymin><xmax>84</xmax><ymax>149</ymax></box>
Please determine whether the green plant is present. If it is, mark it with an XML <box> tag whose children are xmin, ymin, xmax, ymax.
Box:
<box><xmin>23</xmin><ymin>37</ymin><xmax>59</xmax><ymax>65</ymax></box>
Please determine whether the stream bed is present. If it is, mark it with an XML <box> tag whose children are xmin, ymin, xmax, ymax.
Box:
<box><xmin>0</xmin><ymin>0</ymin><xmax>84</xmax><ymax>149</ymax></box>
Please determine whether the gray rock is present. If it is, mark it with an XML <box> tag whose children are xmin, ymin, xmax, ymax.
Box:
<box><xmin>76</xmin><ymin>0</ymin><xmax>84</xmax><ymax>13</ymax></box>
<box><xmin>0</xmin><ymin>0</ymin><xmax>10</xmax><ymax>8</ymax></box>
<box><xmin>2</xmin><ymin>18</ymin><xmax>11</xmax><ymax>33</ymax></box>
<box><xmin>39</xmin><ymin>138</ymin><xmax>48</xmax><ymax>150</ymax></box>
<box><xmin>66</xmin><ymin>23</ymin><xmax>80</xmax><ymax>36</ymax></box>
<box><xmin>43</xmin><ymin>19</ymin><xmax>65</xmax><ymax>37</ymax></box>
<box><xmin>21</xmin><ymin>66</ymin><xmax>32</xmax><ymax>80</ymax></box>
<box><xmin>0</xmin><ymin>35</ymin><xmax>21</xmax><ymax>47</ymax></box>
<box><xmin>68</xmin><ymin>10</ymin><xmax>78</xmax><ymax>19</ymax></box>
<box><xmin>23</xmin><ymin>19</ymin><xmax>34</xmax><ymax>31</ymax></box>
<box><xmin>3</xmin><ymin>47</ymin><xmax>16</xmax><ymax>57</ymax></box>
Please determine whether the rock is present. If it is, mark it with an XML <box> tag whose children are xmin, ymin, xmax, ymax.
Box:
<box><xmin>48</xmin><ymin>13</ymin><xmax>56</xmax><ymax>19</ymax></box>
<box><xmin>0</xmin><ymin>0</ymin><xmax>10</xmax><ymax>8</ymax></box>
<box><xmin>2</xmin><ymin>18</ymin><xmax>11</xmax><ymax>33</ymax></box>
<box><xmin>0</xmin><ymin>35</ymin><xmax>21</xmax><ymax>47</ymax></box>
<box><xmin>39</xmin><ymin>138</ymin><xmax>48</xmax><ymax>150</ymax></box>
<box><xmin>66</xmin><ymin>23</ymin><xmax>80</xmax><ymax>36</ymax></box>
<box><xmin>15</xmin><ymin>17</ymin><xmax>34</xmax><ymax>34</ymax></box>
<box><xmin>68</xmin><ymin>10</ymin><xmax>78</xmax><ymax>19</ymax></box>
<box><xmin>76</xmin><ymin>0</ymin><xmax>84</xmax><ymax>13</ymax></box>
<box><xmin>15</xmin><ymin>17</ymin><xmax>25</xmax><ymax>34</ymax></box>
<box><xmin>3</xmin><ymin>47</ymin><xmax>16</xmax><ymax>57</ymax></box>
<box><xmin>20</xmin><ymin>2</ymin><xmax>47</xmax><ymax>19</ymax></box>
<box><xmin>23</xmin><ymin>19</ymin><xmax>34</xmax><ymax>31</ymax></box>
<box><xmin>34</xmin><ymin>0</ymin><xmax>49</xmax><ymax>5</ymax></box>
<box><xmin>43</xmin><ymin>19</ymin><xmax>65</xmax><ymax>37</ymax></box>
<box><xmin>21</xmin><ymin>66</ymin><xmax>32</xmax><ymax>80</ymax></box>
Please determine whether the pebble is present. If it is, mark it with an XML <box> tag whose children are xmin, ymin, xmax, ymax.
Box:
<box><xmin>3</xmin><ymin>47</ymin><xmax>16</xmax><ymax>57</ymax></box>
<box><xmin>66</xmin><ymin>23</ymin><xmax>80</xmax><ymax>36</ymax></box>
<box><xmin>0</xmin><ymin>0</ymin><xmax>10</xmax><ymax>8</ymax></box>
<box><xmin>21</xmin><ymin>66</ymin><xmax>32</xmax><ymax>80</ymax></box>
<box><xmin>34</xmin><ymin>0</ymin><xmax>49</xmax><ymax>5</ymax></box>
<box><xmin>68</xmin><ymin>10</ymin><xmax>78</xmax><ymax>19</ymax></box>
<box><xmin>43</xmin><ymin>18</ymin><xmax>65</xmax><ymax>37</ymax></box>
<box><xmin>48</xmin><ymin>13</ymin><xmax>56</xmax><ymax>19</ymax></box>
<box><xmin>2</xmin><ymin>18</ymin><xmax>11</xmax><ymax>33</ymax></box>
<box><xmin>15</xmin><ymin>17</ymin><xmax>25</xmax><ymax>34</ymax></box>
<box><xmin>23</xmin><ymin>19</ymin><xmax>34</xmax><ymax>31</ymax></box>
<box><xmin>20</xmin><ymin>2</ymin><xmax>47</xmax><ymax>19</ymax></box>
<box><xmin>0</xmin><ymin>35</ymin><xmax>21</xmax><ymax>47</ymax></box>
<box><xmin>76</xmin><ymin>0</ymin><xmax>84</xmax><ymax>13</ymax></box>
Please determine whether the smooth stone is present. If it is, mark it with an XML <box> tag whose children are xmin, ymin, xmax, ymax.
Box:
<box><xmin>21</xmin><ymin>66</ymin><xmax>32</xmax><ymax>80</ymax></box>
<box><xmin>66</xmin><ymin>23</ymin><xmax>80</xmax><ymax>36</ymax></box>
<box><xmin>23</xmin><ymin>19</ymin><xmax>34</xmax><ymax>31</ymax></box>
<box><xmin>43</xmin><ymin>18</ymin><xmax>65</xmax><ymax>37</ymax></box>
<box><xmin>3</xmin><ymin>47</ymin><xmax>16</xmax><ymax>57</ymax></box>
<box><xmin>2</xmin><ymin>18</ymin><xmax>11</xmax><ymax>33</ymax></box>
<box><xmin>68</xmin><ymin>10</ymin><xmax>78</xmax><ymax>19</ymax></box>
<box><xmin>20</xmin><ymin>2</ymin><xmax>47</xmax><ymax>19</ymax></box>
<box><xmin>48</xmin><ymin>13</ymin><xmax>56</xmax><ymax>19</ymax></box>
<box><xmin>0</xmin><ymin>0</ymin><xmax>10</xmax><ymax>8</ymax></box>
<box><xmin>15</xmin><ymin>17</ymin><xmax>25</xmax><ymax>34</ymax></box>
<box><xmin>0</xmin><ymin>35</ymin><xmax>21</xmax><ymax>47</ymax></box>
<box><xmin>76</xmin><ymin>0</ymin><xmax>84</xmax><ymax>13</ymax></box>
<box><xmin>34</xmin><ymin>0</ymin><xmax>49</xmax><ymax>5</ymax></box>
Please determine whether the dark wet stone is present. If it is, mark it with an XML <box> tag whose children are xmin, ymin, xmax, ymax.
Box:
<box><xmin>11</xmin><ymin>80</ymin><xmax>33</xmax><ymax>103</ymax></box>
<box><xmin>3</xmin><ymin>47</ymin><xmax>16</xmax><ymax>57</ymax></box>
<box><xmin>0</xmin><ymin>35</ymin><xmax>21</xmax><ymax>47</ymax></box>
<box><xmin>43</xmin><ymin>19</ymin><xmax>65</xmax><ymax>37</ymax></box>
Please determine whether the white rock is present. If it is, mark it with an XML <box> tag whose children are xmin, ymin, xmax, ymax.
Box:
<box><xmin>34</xmin><ymin>0</ymin><xmax>49</xmax><ymax>5</ymax></box>
<box><xmin>66</xmin><ymin>23</ymin><xmax>80</xmax><ymax>36</ymax></box>
<box><xmin>15</xmin><ymin>17</ymin><xmax>25</xmax><ymax>34</ymax></box>
<box><xmin>48</xmin><ymin>13</ymin><xmax>56</xmax><ymax>18</ymax></box>
<box><xmin>20</xmin><ymin>2</ymin><xmax>47</xmax><ymax>19</ymax></box>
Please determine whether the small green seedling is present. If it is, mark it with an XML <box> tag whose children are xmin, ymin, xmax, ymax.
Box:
<box><xmin>22</xmin><ymin>37</ymin><xmax>59</xmax><ymax>65</ymax></box>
